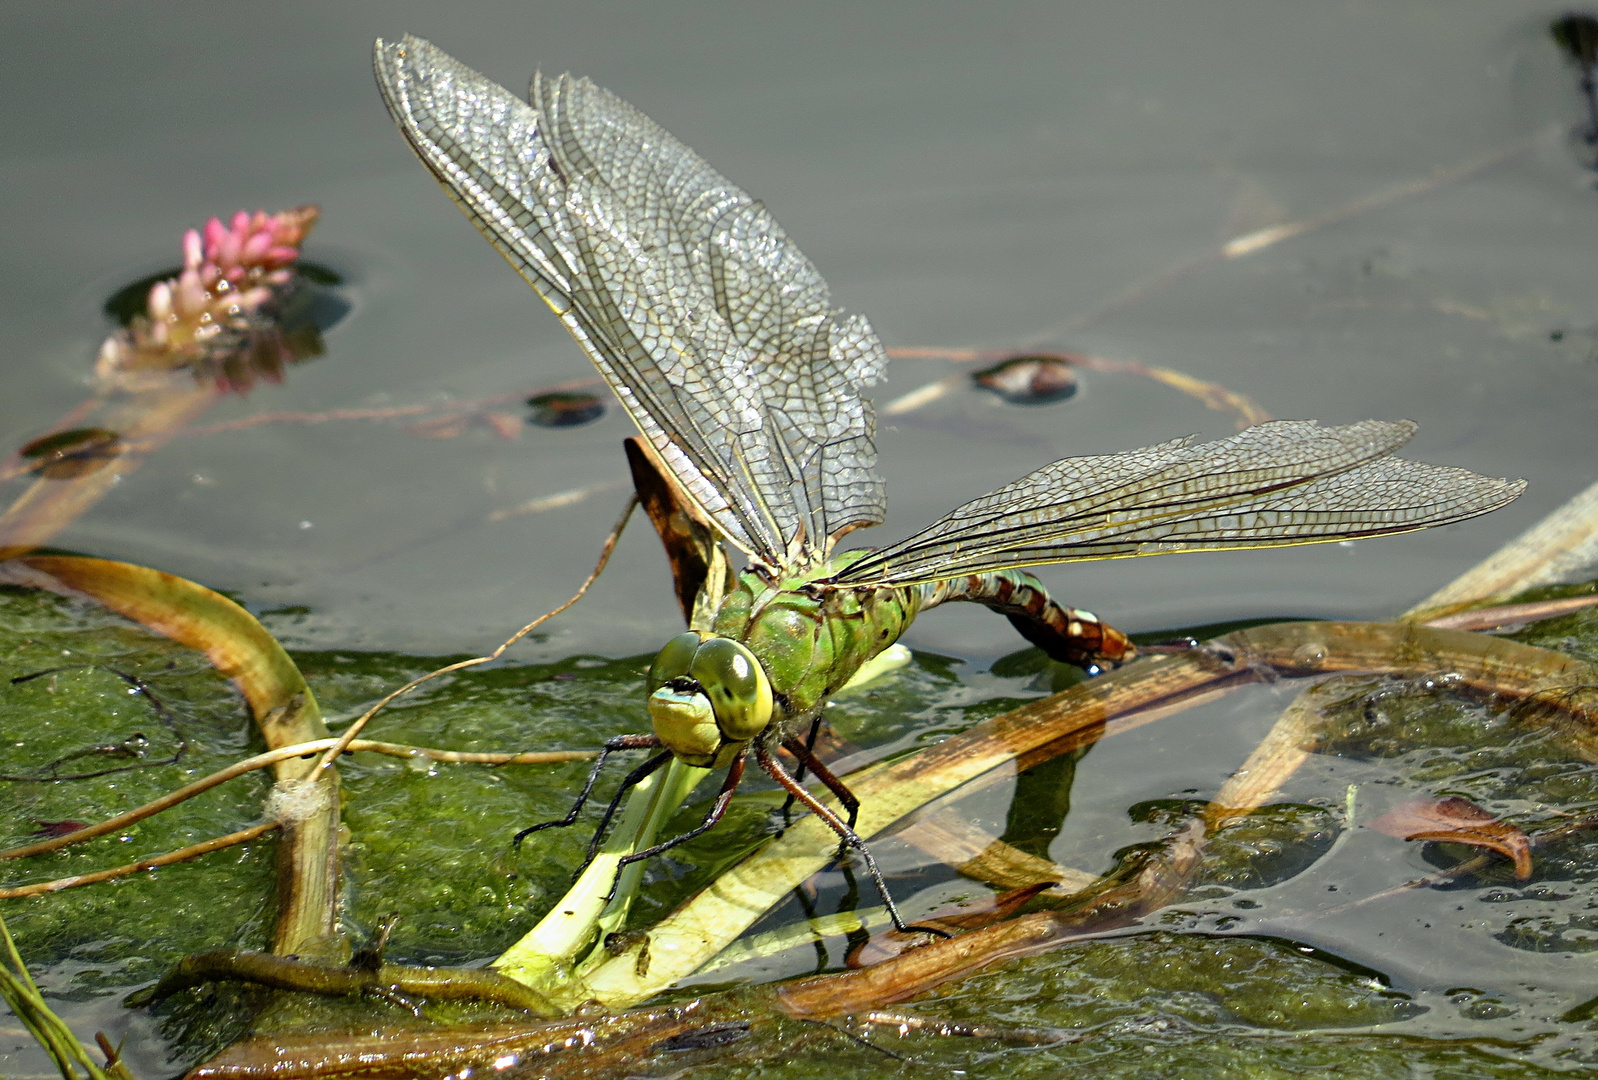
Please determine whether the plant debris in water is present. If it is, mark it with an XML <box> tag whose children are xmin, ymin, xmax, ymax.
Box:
<box><xmin>970</xmin><ymin>354</ymin><xmax>1079</xmax><ymax>405</ymax></box>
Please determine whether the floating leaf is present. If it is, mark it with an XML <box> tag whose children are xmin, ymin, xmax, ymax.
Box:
<box><xmin>1367</xmin><ymin>796</ymin><xmax>1533</xmax><ymax>880</ymax></box>
<box><xmin>17</xmin><ymin>428</ymin><xmax>123</xmax><ymax>479</ymax></box>
<box><xmin>971</xmin><ymin>355</ymin><xmax>1078</xmax><ymax>405</ymax></box>
<box><xmin>527</xmin><ymin>391</ymin><xmax>605</xmax><ymax>428</ymax></box>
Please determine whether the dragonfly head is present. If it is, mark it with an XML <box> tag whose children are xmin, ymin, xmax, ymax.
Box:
<box><xmin>646</xmin><ymin>631</ymin><xmax>773</xmax><ymax>768</ymax></box>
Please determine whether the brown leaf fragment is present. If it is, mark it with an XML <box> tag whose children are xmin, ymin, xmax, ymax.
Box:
<box><xmin>1367</xmin><ymin>796</ymin><xmax>1533</xmax><ymax>880</ymax></box>
<box><xmin>625</xmin><ymin>436</ymin><xmax>727</xmax><ymax>624</ymax></box>
<box><xmin>18</xmin><ymin>427</ymin><xmax>124</xmax><ymax>479</ymax></box>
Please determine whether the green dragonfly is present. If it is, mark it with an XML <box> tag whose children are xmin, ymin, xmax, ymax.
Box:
<box><xmin>375</xmin><ymin>36</ymin><xmax>1523</xmax><ymax>930</ymax></box>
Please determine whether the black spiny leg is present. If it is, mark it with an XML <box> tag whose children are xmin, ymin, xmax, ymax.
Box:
<box><xmin>574</xmin><ymin>749</ymin><xmax>673</xmax><ymax>873</ymax></box>
<box><xmin>512</xmin><ymin>733</ymin><xmax>663</xmax><ymax>850</ymax></box>
<box><xmin>604</xmin><ymin>754</ymin><xmax>749</xmax><ymax>897</ymax></box>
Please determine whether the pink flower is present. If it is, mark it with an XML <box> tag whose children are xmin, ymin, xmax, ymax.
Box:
<box><xmin>95</xmin><ymin>205</ymin><xmax>321</xmax><ymax>394</ymax></box>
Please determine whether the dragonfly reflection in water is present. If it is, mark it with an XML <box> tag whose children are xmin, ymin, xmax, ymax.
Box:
<box><xmin>374</xmin><ymin>36</ymin><xmax>1523</xmax><ymax>930</ymax></box>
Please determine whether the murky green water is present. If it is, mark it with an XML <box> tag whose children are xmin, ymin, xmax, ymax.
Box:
<box><xmin>4</xmin><ymin>1</ymin><xmax>1598</xmax><ymax>1076</ymax></box>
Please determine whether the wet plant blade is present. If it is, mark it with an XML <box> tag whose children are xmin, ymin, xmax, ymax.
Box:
<box><xmin>0</xmin><ymin>910</ymin><xmax>127</xmax><ymax>1080</ymax></box>
<box><xmin>777</xmin><ymin>822</ymin><xmax>1206</xmax><ymax>1017</ymax></box>
<box><xmin>583</xmin><ymin>620</ymin><xmax>1598</xmax><ymax>1007</ymax></box>
<box><xmin>1408</xmin><ymin>476</ymin><xmax>1598</xmax><ymax>619</ymax></box>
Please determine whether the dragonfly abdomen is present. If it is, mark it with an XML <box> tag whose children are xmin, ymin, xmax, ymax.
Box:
<box><xmin>918</xmin><ymin>571</ymin><xmax>1136</xmax><ymax>670</ymax></box>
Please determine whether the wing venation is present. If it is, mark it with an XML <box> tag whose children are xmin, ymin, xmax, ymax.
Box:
<box><xmin>828</xmin><ymin>420</ymin><xmax>1525</xmax><ymax>586</ymax></box>
<box><xmin>374</xmin><ymin>36</ymin><xmax>886</xmax><ymax>566</ymax></box>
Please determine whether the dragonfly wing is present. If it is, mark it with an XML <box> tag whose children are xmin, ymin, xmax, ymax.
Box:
<box><xmin>536</xmin><ymin>72</ymin><xmax>889</xmax><ymax>555</ymax></box>
<box><xmin>829</xmin><ymin>419</ymin><xmax>1525</xmax><ymax>586</ymax></box>
<box><xmin>374</xmin><ymin>36</ymin><xmax>886</xmax><ymax>565</ymax></box>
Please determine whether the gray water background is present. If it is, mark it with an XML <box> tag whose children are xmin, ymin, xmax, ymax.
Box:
<box><xmin>4</xmin><ymin>1</ymin><xmax>1592</xmax><ymax>663</ymax></box>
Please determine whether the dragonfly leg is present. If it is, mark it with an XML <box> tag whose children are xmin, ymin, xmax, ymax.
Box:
<box><xmin>778</xmin><ymin>716</ymin><xmax>825</xmax><ymax>824</ymax></box>
<box><xmin>781</xmin><ymin>735</ymin><xmax>860</xmax><ymax>830</ymax></box>
<box><xmin>575</xmin><ymin>749</ymin><xmax>674</xmax><ymax>872</ymax></box>
<box><xmin>512</xmin><ymin>733</ymin><xmax>663</xmax><ymax>850</ymax></box>
<box><xmin>605</xmin><ymin>754</ymin><xmax>749</xmax><ymax>896</ymax></box>
<box><xmin>754</xmin><ymin>741</ymin><xmax>948</xmax><ymax>938</ymax></box>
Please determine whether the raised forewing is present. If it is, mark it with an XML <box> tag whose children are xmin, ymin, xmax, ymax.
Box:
<box><xmin>828</xmin><ymin>420</ymin><xmax>1525</xmax><ymax>586</ymax></box>
<box><xmin>374</xmin><ymin>36</ymin><xmax>886</xmax><ymax>567</ymax></box>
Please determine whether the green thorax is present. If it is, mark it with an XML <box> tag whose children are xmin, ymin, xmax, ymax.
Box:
<box><xmin>709</xmin><ymin>551</ymin><xmax>922</xmax><ymax>727</ymax></box>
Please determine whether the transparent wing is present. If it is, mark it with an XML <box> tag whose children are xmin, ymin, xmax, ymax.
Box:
<box><xmin>374</xmin><ymin>36</ymin><xmax>886</xmax><ymax>567</ymax></box>
<box><xmin>828</xmin><ymin>420</ymin><xmax>1525</xmax><ymax>586</ymax></box>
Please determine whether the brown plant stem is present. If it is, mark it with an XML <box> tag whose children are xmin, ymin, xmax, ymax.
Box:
<box><xmin>129</xmin><ymin>950</ymin><xmax>558</xmax><ymax>1016</ymax></box>
<box><xmin>1</xmin><ymin>555</ymin><xmax>336</xmax><ymax>955</ymax></box>
<box><xmin>0</xmin><ymin>823</ymin><xmax>280</xmax><ymax>900</ymax></box>
<box><xmin>1</xmin><ymin>738</ymin><xmax>593</xmax><ymax>863</ymax></box>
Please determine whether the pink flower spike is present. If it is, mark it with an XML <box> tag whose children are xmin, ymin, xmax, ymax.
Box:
<box><xmin>182</xmin><ymin>229</ymin><xmax>203</xmax><ymax>270</ymax></box>
<box><xmin>240</xmin><ymin>231</ymin><xmax>273</xmax><ymax>266</ymax></box>
<box><xmin>261</xmin><ymin>246</ymin><xmax>300</xmax><ymax>269</ymax></box>
<box><xmin>224</xmin><ymin>265</ymin><xmax>247</xmax><ymax>286</ymax></box>
<box><xmin>148</xmin><ymin>280</ymin><xmax>173</xmax><ymax>322</ymax></box>
<box><xmin>236</xmin><ymin>286</ymin><xmax>272</xmax><ymax>311</ymax></box>
<box><xmin>204</xmin><ymin>217</ymin><xmax>228</xmax><ymax>258</ymax></box>
<box><xmin>230</xmin><ymin>210</ymin><xmax>250</xmax><ymax>235</ymax></box>
<box><xmin>176</xmin><ymin>268</ymin><xmax>207</xmax><ymax>317</ymax></box>
<box><xmin>218</xmin><ymin>229</ymin><xmax>243</xmax><ymax>269</ymax></box>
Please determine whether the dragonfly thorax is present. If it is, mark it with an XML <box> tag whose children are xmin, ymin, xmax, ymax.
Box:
<box><xmin>646</xmin><ymin>632</ymin><xmax>773</xmax><ymax>768</ymax></box>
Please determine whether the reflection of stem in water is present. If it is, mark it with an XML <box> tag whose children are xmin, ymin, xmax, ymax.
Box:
<box><xmin>998</xmin><ymin>745</ymin><xmax>1086</xmax><ymax>862</ymax></box>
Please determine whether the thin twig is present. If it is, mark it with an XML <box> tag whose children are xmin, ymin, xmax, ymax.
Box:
<box><xmin>0</xmin><ymin>821</ymin><xmax>280</xmax><ymax>899</ymax></box>
<box><xmin>1</xmin><ymin>738</ymin><xmax>594</xmax><ymax>862</ymax></box>
<box><xmin>312</xmin><ymin>495</ymin><xmax>638</xmax><ymax>775</ymax></box>
<box><xmin>176</xmin><ymin>378</ymin><xmax>604</xmax><ymax>439</ymax></box>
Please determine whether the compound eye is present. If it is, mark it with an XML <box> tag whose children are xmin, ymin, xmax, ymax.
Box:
<box><xmin>647</xmin><ymin>631</ymin><xmax>704</xmax><ymax>692</ymax></box>
<box><xmin>688</xmin><ymin>636</ymin><xmax>773</xmax><ymax>741</ymax></box>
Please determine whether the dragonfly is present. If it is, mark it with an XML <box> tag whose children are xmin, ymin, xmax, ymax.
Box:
<box><xmin>374</xmin><ymin>35</ymin><xmax>1524</xmax><ymax>931</ymax></box>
